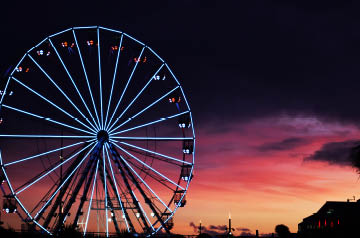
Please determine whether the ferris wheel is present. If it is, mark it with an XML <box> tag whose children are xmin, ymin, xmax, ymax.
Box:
<box><xmin>0</xmin><ymin>26</ymin><xmax>195</xmax><ymax>236</ymax></box>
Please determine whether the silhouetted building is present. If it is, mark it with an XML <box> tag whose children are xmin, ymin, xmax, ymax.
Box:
<box><xmin>298</xmin><ymin>199</ymin><xmax>360</xmax><ymax>238</ymax></box>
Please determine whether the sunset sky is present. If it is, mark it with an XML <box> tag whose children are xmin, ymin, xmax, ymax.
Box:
<box><xmin>1</xmin><ymin>1</ymin><xmax>360</xmax><ymax>236</ymax></box>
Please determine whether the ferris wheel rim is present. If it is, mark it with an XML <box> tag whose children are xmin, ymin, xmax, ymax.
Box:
<box><xmin>0</xmin><ymin>25</ymin><xmax>195</xmax><ymax>236</ymax></box>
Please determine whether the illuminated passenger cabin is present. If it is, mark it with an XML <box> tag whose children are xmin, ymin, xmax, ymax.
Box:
<box><xmin>183</xmin><ymin>140</ymin><xmax>193</xmax><ymax>154</ymax></box>
<box><xmin>2</xmin><ymin>197</ymin><xmax>17</xmax><ymax>213</ymax></box>
<box><xmin>180</xmin><ymin>165</ymin><xmax>192</xmax><ymax>181</ymax></box>
<box><xmin>162</xmin><ymin>213</ymin><xmax>174</xmax><ymax>230</ymax></box>
<box><xmin>178</xmin><ymin>114</ymin><xmax>191</xmax><ymax>128</ymax></box>
<box><xmin>298</xmin><ymin>199</ymin><xmax>360</xmax><ymax>238</ymax></box>
<box><xmin>0</xmin><ymin>174</ymin><xmax>5</xmax><ymax>184</ymax></box>
<box><xmin>174</xmin><ymin>190</ymin><xmax>186</xmax><ymax>207</ymax></box>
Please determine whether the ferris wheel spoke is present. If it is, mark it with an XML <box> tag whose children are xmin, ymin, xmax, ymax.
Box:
<box><xmin>118</xmin><ymin>154</ymin><xmax>172</xmax><ymax>212</ymax></box>
<box><xmin>104</xmin><ymin>145</ymin><xmax>131</xmax><ymax>232</ymax></box>
<box><xmin>0</xmin><ymin>134</ymin><xmax>94</xmax><ymax>139</ymax></box>
<box><xmin>72</xmin><ymin>29</ymin><xmax>101</xmax><ymax>128</ymax></box>
<box><xmin>72</xmin><ymin>158</ymin><xmax>99</xmax><ymax>230</ymax></box>
<box><xmin>34</xmin><ymin>142</ymin><xmax>96</xmax><ymax>221</ymax></box>
<box><xmin>110</xmin><ymin>136</ymin><xmax>193</xmax><ymax>141</ymax></box>
<box><xmin>97</xmin><ymin>27</ymin><xmax>104</xmax><ymax>130</ymax></box>
<box><xmin>105</xmin><ymin>143</ymin><xmax>152</xmax><ymax>231</ymax></box>
<box><xmin>48</xmin><ymin>38</ymin><xmax>100</xmax><ymax>131</ymax></box>
<box><xmin>101</xmin><ymin>147</ymin><xmax>109</xmax><ymax>236</ymax></box>
<box><xmin>104</xmin><ymin>34</ymin><xmax>123</xmax><ymax>129</ymax></box>
<box><xmin>15</xmin><ymin>142</ymin><xmax>96</xmax><ymax>195</ymax></box>
<box><xmin>0</xmin><ymin>153</ymin><xmax>38</xmax><ymax>224</ymax></box>
<box><xmin>105</xmin><ymin>63</ymin><xmax>164</xmax><ymax>131</ymax></box>
<box><xmin>125</xmin><ymin>157</ymin><xmax>175</xmax><ymax>191</ymax></box>
<box><xmin>83</xmin><ymin>160</ymin><xmax>100</xmax><ymax>236</ymax></box>
<box><xmin>11</xmin><ymin>76</ymin><xmax>97</xmax><ymax>133</ymax></box>
<box><xmin>133</xmin><ymin>192</ymin><xmax>155</xmax><ymax>232</ymax></box>
<box><xmin>106</xmin><ymin>46</ymin><xmax>145</xmax><ymax>131</ymax></box>
<box><xmin>99</xmin><ymin>161</ymin><xmax>125</xmax><ymax>235</ymax></box>
<box><xmin>2</xmin><ymin>26</ymin><xmax>195</xmax><ymax>236</ymax></box>
<box><xmin>54</xmin><ymin>141</ymin><xmax>105</xmax><ymax>233</ymax></box>
<box><xmin>4</xmin><ymin>139</ymin><xmax>95</xmax><ymax>167</ymax></box>
<box><xmin>112</xmin><ymin>143</ymin><xmax>185</xmax><ymax>191</ymax></box>
<box><xmin>117</xmin><ymin>152</ymin><xmax>170</xmax><ymax>232</ymax></box>
<box><xmin>1</xmin><ymin>104</ymin><xmax>95</xmax><ymax>136</ymax></box>
<box><xmin>110</xmin><ymin>110</ymin><xmax>189</xmax><ymax>136</ymax></box>
<box><xmin>27</xmin><ymin>54</ymin><xmax>97</xmax><ymax>132</ymax></box>
<box><xmin>113</xmin><ymin>141</ymin><xmax>191</xmax><ymax>166</ymax></box>
<box><xmin>108</xmin><ymin>86</ymin><xmax>180</xmax><ymax>133</ymax></box>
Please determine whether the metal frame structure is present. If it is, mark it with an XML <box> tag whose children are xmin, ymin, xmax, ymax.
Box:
<box><xmin>0</xmin><ymin>26</ymin><xmax>195</xmax><ymax>236</ymax></box>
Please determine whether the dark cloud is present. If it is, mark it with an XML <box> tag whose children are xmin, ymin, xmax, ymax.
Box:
<box><xmin>208</xmin><ymin>225</ymin><xmax>227</xmax><ymax>230</ymax></box>
<box><xmin>190</xmin><ymin>222</ymin><xmax>255</xmax><ymax>236</ymax></box>
<box><xmin>304</xmin><ymin>140</ymin><xmax>360</xmax><ymax>165</ymax></box>
<box><xmin>236</xmin><ymin>227</ymin><xmax>251</xmax><ymax>232</ymax></box>
<box><xmin>189</xmin><ymin>222</ymin><xmax>227</xmax><ymax>235</ymax></box>
<box><xmin>258</xmin><ymin>137</ymin><xmax>310</xmax><ymax>152</ymax></box>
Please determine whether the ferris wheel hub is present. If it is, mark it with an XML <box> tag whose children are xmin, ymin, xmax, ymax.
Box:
<box><xmin>97</xmin><ymin>130</ymin><xmax>109</xmax><ymax>142</ymax></box>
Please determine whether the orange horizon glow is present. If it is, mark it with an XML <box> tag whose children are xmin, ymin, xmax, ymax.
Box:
<box><xmin>2</xmin><ymin>115</ymin><xmax>360</xmax><ymax>236</ymax></box>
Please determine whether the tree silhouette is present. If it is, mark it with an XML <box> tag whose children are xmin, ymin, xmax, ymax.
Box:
<box><xmin>275</xmin><ymin>224</ymin><xmax>290</xmax><ymax>238</ymax></box>
<box><xmin>350</xmin><ymin>145</ymin><xmax>360</xmax><ymax>174</ymax></box>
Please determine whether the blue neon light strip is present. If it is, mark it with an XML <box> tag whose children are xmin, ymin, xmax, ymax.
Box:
<box><xmin>83</xmin><ymin>160</ymin><xmax>99</xmax><ymax>236</ymax></box>
<box><xmin>118</xmin><ymin>153</ymin><xmax>173</xmax><ymax>212</ymax></box>
<box><xmin>11</xmin><ymin>76</ymin><xmax>96</xmax><ymax>133</ymax></box>
<box><xmin>72</xmin><ymin>29</ymin><xmax>101</xmax><ymax>128</ymax></box>
<box><xmin>106</xmin><ymin>46</ymin><xmax>145</xmax><ymax>130</ymax></box>
<box><xmin>133</xmin><ymin>190</ymin><xmax>155</xmax><ymax>231</ymax></box>
<box><xmin>102</xmin><ymin>147</ymin><xmax>109</xmax><ymax>237</ymax></box>
<box><xmin>147</xmin><ymin>46</ymin><xmax>164</xmax><ymax>63</ymax></box>
<box><xmin>26</xmin><ymin>54</ymin><xmax>97</xmax><ymax>130</ymax></box>
<box><xmin>4</xmin><ymin>139</ymin><xmax>95</xmax><ymax>167</ymax></box>
<box><xmin>116</xmin><ymin>141</ymin><xmax>191</xmax><ymax>165</ymax></box>
<box><xmin>109</xmin><ymin>64</ymin><xmax>164</xmax><ymax>130</ymax></box>
<box><xmin>48</xmin><ymin>38</ymin><xmax>100</xmax><ymax>131</ymax></box>
<box><xmin>104</xmin><ymin>34</ymin><xmax>124</xmax><ymax>129</ymax></box>
<box><xmin>99</xmin><ymin>26</ymin><xmax>122</xmax><ymax>34</ymax></box>
<box><xmin>0</xmin><ymin>52</ymin><xmax>27</xmax><ymax>105</ymax></box>
<box><xmin>2</xmin><ymin>104</ymin><xmax>95</xmax><ymax>135</ymax></box>
<box><xmin>0</xmin><ymin>134</ymin><xmax>94</xmax><ymax>139</ymax></box>
<box><xmin>112</xmin><ymin>143</ymin><xmax>184</xmax><ymax>191</ymax></box>
<box><xmin>123</xmin><ymin>33</ymin><xmax>145</xmax><ymax>46</ymax></box>
<box><xmin>16</xmin><ymin>142</ymin><xmax>94</xmax><ymax>195</ymax></box>
<box><xmin>48</xmin><ymin>28</ymin><xmax>71</xmax><ymax>38</ymax></box>
<box><xmin>0</xmin><ymin>151</ymin><xmax>38</xmax><ymax>231</ymax></box>
<box><xmin>97</xmin><ymin>27</ymin><xmax>104</xmax><ymax>130</ymax></box>
<box><xmin>104</xmin><ymin>145</ymin><xmax>130</xmax><ymax>232</ymax></box>
<box><xmin>110</xmin><ymin>110</ymin><xmax>189</xmax><ymax>136</ymax></box>
<box><xmin>105</xmin><ymin>144</ymin><xmax>154</xmax><ymax>232</ymax></box>
<box><xmin>34</xmin><ymin>142</ymin><xmax>96</xmax><ymax>220</ymax></box>
<box><xmin>165</xmin><ymin>63</ymin><xmax>180</xmax><ymax>86</ymax></box>
<box><xmin>110</xmin><ymin>136</ymin><xmax>192</xmax><ymax>141</ymax></box>
<box><xmin>73</xmin><ymin>26</ymin><xmax>98</xmax><ymax>30</ymax></box>
<box><xmin>108</xmin><ymin>86</ymin><xmax>179</xmax><ymax>133</ymax></box>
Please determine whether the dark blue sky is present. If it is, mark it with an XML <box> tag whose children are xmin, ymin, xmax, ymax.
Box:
<box><xmin>1</xmin><ymin>0</ymin><xmax>359</xmax><ymax>126</ymax></box>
